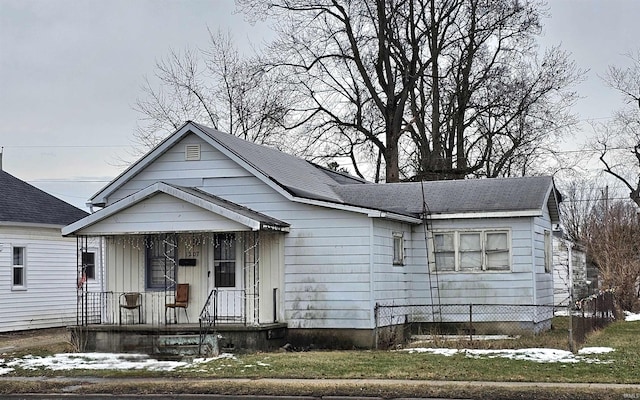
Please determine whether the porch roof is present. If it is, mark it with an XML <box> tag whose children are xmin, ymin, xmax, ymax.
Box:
<box><xmin>62</xmin><ymin>182</ymin><xmax>290</xmax><ymax>236</ymax></box>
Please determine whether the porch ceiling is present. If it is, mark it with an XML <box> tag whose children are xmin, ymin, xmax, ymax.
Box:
<box><xmin>62</xmin><ymin>182</ymin><xmax>289</xmax><ymax>236</ymax></box>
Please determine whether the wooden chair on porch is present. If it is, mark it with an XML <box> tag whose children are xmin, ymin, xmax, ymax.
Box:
<box><xmin>165</xmin><ymin>283</ymin><xmax>190</xmax><ymax>324</ymax></box>
<box><xmin>119</xmin><ymin>292</ymin><xmax>142</xmax><ymax>325</ymax></box>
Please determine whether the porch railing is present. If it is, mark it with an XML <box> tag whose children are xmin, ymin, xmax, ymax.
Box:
<box><xmin>77</xmin><ymin>291</ymin><xmax>189</xmax><ymax>326</ymax></box>
<box><xmin>77</xmin><ymin>290</ymin><xmax>256</xmax><ymax>326</ymax></box>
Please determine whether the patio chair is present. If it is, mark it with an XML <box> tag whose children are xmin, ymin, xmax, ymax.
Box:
<box><xmin>119</xmin><ymin>292</ymin><xmax>142</xmax><ymax>325</ymax></box>
<box><xmin>165</xmin><ymin>283</ymin><xmax>190</xmax><ymax>324</ymax></box>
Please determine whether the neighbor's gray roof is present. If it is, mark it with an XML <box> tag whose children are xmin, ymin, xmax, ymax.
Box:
<box><xmin>0</xmin><ymin>170</ymin><xmax>89</xmax><ymax>226</ymax></box>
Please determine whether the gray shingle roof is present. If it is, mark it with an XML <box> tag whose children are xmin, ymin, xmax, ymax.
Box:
<box><xmin>194</xmin><ymin>122</ymin><xmax>355</xmax><ymax>202</ymax></box>
<box><xmin>193</xmin><ymin>123</ymin><xmax>558</xmax><ymax>221</ymax></box>
<box><xmin>333</xmin><ymin>176</ymin><xmax>557</xmax><ymax>219</ymax></box>
<box><xmin>87</xmin><ymin>122</ymin><xmax>559</xmax><ymax>222</ymax></box>
<box><xmin>0</xmin><ymin>170</ymin><xmax>89</xmax><ymax>226</ymax></box>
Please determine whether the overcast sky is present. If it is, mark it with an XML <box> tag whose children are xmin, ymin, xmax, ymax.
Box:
<box><xmin>1</xmin><ymin>0</ymin><xmax>639</xmax><ymax>210</ymax></box>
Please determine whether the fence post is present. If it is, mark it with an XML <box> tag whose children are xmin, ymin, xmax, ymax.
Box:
<box><xmin>374</xmin><ymin>303</ymin><xmax>379</xmax><ymax>350</ymax></box>
<box><xmin>469</xmin><ymin>304</ymin><xmax>473</xmax><ymax>341</ymax></box>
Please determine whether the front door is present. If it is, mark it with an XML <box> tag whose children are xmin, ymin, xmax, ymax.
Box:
<box><xmin>209</xmin><ymin>233</ymin><xmax>244</xmax><ymax>322</ymax></box>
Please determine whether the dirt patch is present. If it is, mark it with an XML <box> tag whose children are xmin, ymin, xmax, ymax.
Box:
<box><xmin>0</xmin><ymin>328</ymin><xmax>71</xmax><ymax>355</ymax></box>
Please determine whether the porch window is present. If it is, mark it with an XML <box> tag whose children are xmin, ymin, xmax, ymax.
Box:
<box><xmin>82</xmin><ymin>251</ymin><xmax>96</xmax><ymax>280</ymax></box>
<box><xmin>12</xmin><ymin>246</ymin><xmax>26</xmax><ymax>289</ymax></box>
<box><xmin>145</xmin><ymin>235</ymin><xmax>177</xmax><ymax>290</ymax></box>
<box><xmin>214</xmin><ymin>233</ymin><xmax>236</xmax><ymax>287</ymax></box>
<box><xmin>433</xmin><ymin>230</ymin><xmax>511</xmax><ymax>272</ymax></box>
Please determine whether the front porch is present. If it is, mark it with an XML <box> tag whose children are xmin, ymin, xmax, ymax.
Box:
<box><xmin>74</xmin><ymin>289</ymin><xmax>287</xmax><ymax>356</ymax></box>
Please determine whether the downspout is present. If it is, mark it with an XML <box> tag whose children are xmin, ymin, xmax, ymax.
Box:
<box><xmin>369</xmin><ymin>218</ymin><xmax>376</xmax><ymax>347</ymax></box>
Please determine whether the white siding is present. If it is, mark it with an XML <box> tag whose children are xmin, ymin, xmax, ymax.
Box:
<box><xmin>533</xmin><ymin>205</ymin><xmax>554</xmax><ymax>306</ymax></box>
<box><xmin>102</xmin><ymin>134</ymin><xmax>376</xmax><ymax>330</ymax></box>
<box><xmin>0</xmin><ymin>226</ymin><xmax>79</xmax><ymax>332</ymax></box>
<box><xmin>372</xmin><ymin>219</ymin><xmax>414</xmax><ymax>307</ymax></box>
<box><xmin>107</xmin><ymin>135</ymin><xmax>252</xmax><ymax>204</ymax></box>
<box><xmin>82</xmin><ymin>193</ymin><xmax>251</xmax><ymax>235</ymax></box>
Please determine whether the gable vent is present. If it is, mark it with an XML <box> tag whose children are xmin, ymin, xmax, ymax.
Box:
<box><xmin>185</xmin><ymin>144</ymin><xmax>201</xmax><ymax>161</ymax></box>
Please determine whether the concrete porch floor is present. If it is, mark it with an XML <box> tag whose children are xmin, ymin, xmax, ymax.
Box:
<box><xmin>69</xmin><ymin>322</ymin><xmax>288</xmax><ymax>356</ymax></box>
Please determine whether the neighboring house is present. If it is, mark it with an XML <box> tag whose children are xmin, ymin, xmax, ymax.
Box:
<box><xmin>0</xmin><ymin>168</ymin><xmax>95</xmax><ymax>332</ymax></box>
<box><xmin>63</xmin><ymin>121</ymin><xmax>561</xmax><ymax>350</ymax></box>
<box><xmin>553</xmin><ymin>230</ymin><xmax>597</xmax><ymax>306</ymax></box>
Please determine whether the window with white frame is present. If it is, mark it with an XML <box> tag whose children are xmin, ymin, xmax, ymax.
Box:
<box><xmin>433</xmin><ymin>230</ymin><xmax>510</xmax><ymax>272</ymax></box>
<box><xmin>12</xmin><ymin>246</ymin><xmax>26</xmax><ymax>289</ymax></box>
<box><xmin>393</xmin><ymin>232</ymin><xmax>404</xmax><ymax>265</ymax></box>
<box><xmin>145</xmin><ymin>235</ymin><xmax>177</xmax><ymax>290</ymax></box>
<box><xmin>82</xmin><ymin>251</ymin><xmax>96</xmax><ymax>280</ymax></box>
<box><xmin>544</xmin><ymin>230</ymin><xmax>552</xmax><ymax>273</ymax></box>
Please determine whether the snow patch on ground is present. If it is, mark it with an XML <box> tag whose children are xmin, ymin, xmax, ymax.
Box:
<box><xmin>0</xmin><ymin>352</ymin><xmax>237</xmax><ymax>376</ymax></box>
<box><xmin>402</xmin><ymin>347</ymin><xmax>614</xmax><ymax>363</ymax></box>
<box><xmin>624</xmin><ymin>311</ymin><xmax>640</xmax><ymax>322</ymax></box>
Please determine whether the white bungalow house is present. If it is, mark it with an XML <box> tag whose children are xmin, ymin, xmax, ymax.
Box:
<box><xmin>63</xmin><ymin>121</ymin><xmax>560</xmax><ymax>351</ymax></box>
<box><xmin>0</xmin><ymin>168</ymin><xmax>95</xmax><ymax>332</ymax></box>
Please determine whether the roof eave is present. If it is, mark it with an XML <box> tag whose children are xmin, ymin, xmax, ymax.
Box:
<box><xmin>428</xmin><ymin>210</ymin><xmax>544</xmax><ymax>220</ymax></box>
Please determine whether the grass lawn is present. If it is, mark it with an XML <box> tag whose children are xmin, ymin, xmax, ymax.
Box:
<box><xmin>3</xmin><ymin>318</ymin><xmax>637</xmax><ymax>384</ymax></box>
<box><xmin>174</xmin><ymin>321</ymin><xmax>638</xmax><ymax>384</ymax></box>
<box><xmin>1</xmin><ymin>319</ymin><xmax>639</xmax><ymax>398</ymax></box>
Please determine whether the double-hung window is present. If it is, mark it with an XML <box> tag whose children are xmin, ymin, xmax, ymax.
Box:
<box><xmin>145</xmin><ymin>235</ymin><xmax>177</xmax><ymax>290</ymax></box>
<box><xmin>392</xmin><ymin>232</ymin><xmax>404</xmax><ymax>265</ymax></box>
<box><xmin>214</xmin><ymin>233</ymin><xmax>236</xmax><ymax>287</ymax></box>
<box><xmin>82</xmin><ymin>251</ymin><xmax>96</xmax><ymax>280</ymax></box>
<box><xmin>433</xmin><ymin>230</ymin><xmax>510</xmax><ymax>272</ymax></box>
<box><xmin>12</xmin><ymin>246</ymin><xmax>26</xmax><ymax>289</ymax></box>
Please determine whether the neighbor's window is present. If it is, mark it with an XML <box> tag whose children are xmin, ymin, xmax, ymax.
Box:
<box><xmin>146</xmin><ymin>235</ymin><xmax>177</xmax><ymax>290</ymax></box>
<box><xmin>82</xmin><ymin>251</ymin><xmax>96</xmax><ymax>280</ymax></box>
<box><xmin>214</xmin><ymin>233</ymin><xmax>236</xmax><ymax>288</ymax></box>
<box><xmin>393</xmin><ymin>233</ymin><xmax>404</xmax><ymax>265</ymax></box>
<box><xmin>12</xmin><ymin>246</ymin><xmax>26</xmax><ymax>289</ymax></box>
<box><xmin>433</xmin><ymin>230</ymin><xmax>510</xmax><ymax>272</ymax></box>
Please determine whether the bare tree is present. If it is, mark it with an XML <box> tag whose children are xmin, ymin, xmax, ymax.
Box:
<box><xmin>558</xmin><ymin>178</ymin><xmax>605</xmax><ymax>244</ymax></box>
<box><xmin>595</xmin><ymin>50</ymin><xmax>640</xmax><ymax>208</ymax></box>
<box><xmin>133</xmin><ymin>29</ymin><xmax>293</xmax><ymax>158</ymax></box>
<box><xmin>584</xmin><ymin>199</ymin><xmax>640</xmax><ymax>311</ymax></box>
<box><xmin>238</xmin><ymin>0</ymin><xmax>582</xmax><ymax>182</ymax></box>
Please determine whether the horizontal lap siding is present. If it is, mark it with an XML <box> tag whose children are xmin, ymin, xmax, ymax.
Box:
<box><xmin>0</xmin><ymin>227</ymin><xmax>78</xmax><ymax>332</ymax></box>
<box><xmin>372</xmin><ymin>220</ymin><xmax>417</xmax><ymax>308</ymax></box>
<box><xmin>534</xmin><ymin>211</ymin><xmax>554</xmax><ymax>306</ymax></box>
<box><xmin>108</xmin><ymin>135</ymin><xmax>252</xmax><ymax>204</ymax></box>
<box><xmin>82</xmin><ymin>193</ymin><xmax>248</xmax><ymax>234</ymax></box>
<box><xmin>282</xmin><ymin>206</ymin><xmax>372</xmax><ymax>329</ymax></box>
<box><xmin>429</xmin><ymin>217</ymin><xmax>536</xmax><ymax>305</ymax></box>
<box><xmin>104</xmin><ymin>134</ymin><xmax>374</xmax><ymax>330</ymax></box>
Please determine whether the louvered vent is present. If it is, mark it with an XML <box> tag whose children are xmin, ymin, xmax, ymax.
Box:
<box><xmin>185</xmin><ymin>144</ymin><xmax>201</xmax><ymax>161</ymax></box>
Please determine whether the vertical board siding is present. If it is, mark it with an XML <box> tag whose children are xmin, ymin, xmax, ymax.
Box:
<box><xmin>0</xmin><ymin>227</ymin><xmax>79</xmax><ymax>332</ymax></box>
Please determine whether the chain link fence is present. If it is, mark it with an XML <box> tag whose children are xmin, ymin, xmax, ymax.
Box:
<box><xmin>374</xmin><ymin>294</ymin><xmax>617</xmax><ymax>350</ymax></box>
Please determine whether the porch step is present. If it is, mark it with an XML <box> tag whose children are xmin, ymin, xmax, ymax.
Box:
<box><xmin>154</xmin><ymin>334</ymin><xmax>219</xmax><ymax>360</ymax></box>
